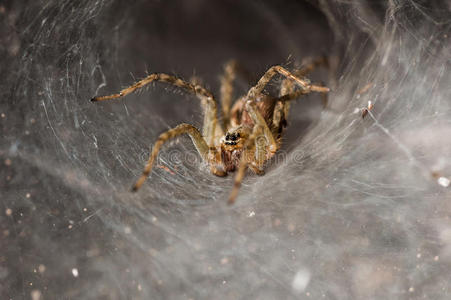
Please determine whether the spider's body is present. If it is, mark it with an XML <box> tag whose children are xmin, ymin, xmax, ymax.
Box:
<box><xmin>91</xmin><ymin>58</ymin><xmax>329</xmax><ymax>203</ymax></box>
<box><xmin>220</xmin><ymin>95</ymin><xmax>281</xmax><ymax>173</ymax></box>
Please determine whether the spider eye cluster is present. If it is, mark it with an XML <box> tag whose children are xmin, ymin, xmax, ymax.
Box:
<box><xmin>224</xmin><ymin>132</ymin><xmax>240</xmax><ymax>145</ymax></box>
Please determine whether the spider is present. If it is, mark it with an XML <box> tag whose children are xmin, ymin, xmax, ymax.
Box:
<box><xmin>91</xmin><ymin>57</ymin><xmax>329</xmax><ymax>204</ymax></box>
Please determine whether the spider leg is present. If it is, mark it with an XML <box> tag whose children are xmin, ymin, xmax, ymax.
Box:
<box><xmin>274</xmin><ymin>84</ymin><xmax>329</xmax><ymax>106</ymax></box>
<box><xmin>245</xmin><ymin>100</ymin><xmax>278</xmax><ymax>155</ymax></box>
<box><xmin>272</xmin><ymin>78</ymin><xmax>296</xmax><ymax>138</ymax></box>
<box><xmin>249</xmin><ymin>126</ymin><xmax>267</xmax><ymax>175</ymax></box>
<box><xmin>271</xmin><ymin>83</ymin><xmax>328</xmax><ymax>140</ymax></box>
<box><xmin>229</xmin><ymin>96</ymin><xmax>246</xmax><ymax>127</ymax></box>
<box><xmin>246</xmin><ymin>65</ymin><xmax>329</xmax><ymax>102</ymax></box>
<box><xmin>283</xmin><ymin>56</ymin><xmax>330</xmax><ymax>105</ymax></box>
<box><xmin>275</xmin><ymin>89</ymin><xmax>312</xmax><ymax>102</ymax></box>
<box><xmin>91</xmin><ymin>73</ymin><xmax>221</xmax><ymax>145</ymax></box>
<box><xmin>272</xmin><ymin>56</ymin><xmax>330</xmax><ymax>135</ymax></box>
<box><xmin>220</xmin><ymin>60</ymin><xmax>238</xmax><ymax>130</ymax></box>
<box><xmin>228</xmin><ymin>125</ymin><xmax>264</xmax><ymax>204</ymax></box>
<box><xmin>292</xmin><ymin>56</ymin><xmax>330</xmax><ymax>107</ymax></box>
<box><xmin>220</xmin><ymin>60</ymin><xmax>256</xmax><ymax>130</ymax></box>
<box><xmin>131</xmin><ymin>123</ymin><xmax>224</xmax><ymax>192</ymax></box>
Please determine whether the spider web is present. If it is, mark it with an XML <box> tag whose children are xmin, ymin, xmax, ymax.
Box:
<box><xmin>1</xmin><ymin>0</ymin><xmax>451</xmax><ymax>299</ymax></box>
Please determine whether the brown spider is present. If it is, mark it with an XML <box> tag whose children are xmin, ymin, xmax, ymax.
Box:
<box><xmin>91</xmin><ymin>57</ymin><xmax>329</xmax><ymax>204</ymax></box>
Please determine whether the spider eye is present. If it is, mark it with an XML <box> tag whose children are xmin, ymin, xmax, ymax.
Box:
<box><xmin>225</xmin><ymin>132</ymin><xmax>240</xmax><ymax>141</ymax></box>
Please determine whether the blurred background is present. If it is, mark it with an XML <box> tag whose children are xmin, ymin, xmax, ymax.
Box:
<box><xmin>1</xmin><ymin>0</ymin><xmax>451</xmax><ymax>299</ymax></box>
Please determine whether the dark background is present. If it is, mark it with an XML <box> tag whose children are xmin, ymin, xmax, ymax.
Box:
<box><xmin>1</xmin><ymin>0</ymin><xmax>451</xmax><ymax>299</ymax></box>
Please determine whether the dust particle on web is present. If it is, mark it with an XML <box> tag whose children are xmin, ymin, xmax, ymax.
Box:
<box><xmin>38</xmin><ymin>264</ymin><xmax>46</xmax><ymax>273</ymax></box>
<box><xmin>220</xmin><ymin>257</ymin><xmax>229</xmax><ymax>265</ymax></box>
<box><xmin>71</xmin><ymin>268</ymin><xmax>79</xmax><ymax>277</ymax></box>
<box><xmin>437</xmin><ymin>176</ymin><xmax>450</xmax><ymax>187</ymax></box>
<box><xmin>292</xmin><ymin>268</ymin><xmax>311</xmax><ymax>293</ymax></box>
<box><xmin>31</xmin><ymin>290</ymin><xmax>42</xmax><ymax>300</ymax></box>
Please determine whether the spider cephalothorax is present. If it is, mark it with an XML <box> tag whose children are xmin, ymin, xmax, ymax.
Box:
<box><xmin>91</xmin><ymin>57</ymin><xmax>329</xmax><ymax>203</ymax></box>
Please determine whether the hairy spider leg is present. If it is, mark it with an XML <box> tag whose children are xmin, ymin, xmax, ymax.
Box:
<box><xmin>220</xmin><ymin>60</ymin><xmax>237</xmax><ymax>130</ymax></box>
<box><xmin>246</xmin><ymin>65</ymin><xmax>329</xmax><ymax>102</ymax></box>
<box><xmin>245</xmin><ymin>101</ymin><xmax>278</xmax><ymax>154</ymax></box>
<box><xmin>131</xmin><ymin>123</ymin><xmax>224</xmax><ymax>192</ymax></box>
<box><xmin>248</xmin><ymin>125</ymin><xmax>267</xmax><ymax>175</ymax></box>
<box><xmin>220</xmin><ymin>60</ymin><xmax>255</xmax><ymax>131</ymax></box>
<box><xmin>91</xmin><ymin>73</ymin><xmax>221</xmax><ymax>145</ymax></box>
<box><xmin>272</xmin><ymin>56</ymin><xmax>331</xmax><ymax>136</ymax></box>
<box><xmin>277</xmin><ymin>56</ymin><xmax>330</xmax><ymax>107</ymax></box>
<box><xmin>275</xmin><ymin>89</ymin><xmax>311</xmax><ymax>102</ymax></box>
<box><xmin>229</xmin><ymin>96</ymin><xmax>246</xmax><ymax>128</ymax></box>
<box><xmin>228</xmin><ymin>125</ymin><xmax>264</xmax><ymax>204</ymax></box>
<box><xmin>274</xmin><ymin>85</ymin><xmax>329</xmax><ymax>106</ymax></box>
<box><xmin>272</xmin><ymin>77</ymin><xmax>296</xmax><ymax>139</ymax></box>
